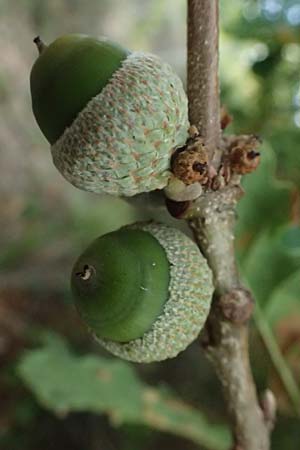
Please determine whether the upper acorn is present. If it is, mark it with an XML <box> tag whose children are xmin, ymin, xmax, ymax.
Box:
<box><xmin>30</xmin><ymin>34</ymin><xmax>189</xmax><ymax>196</ymax></box>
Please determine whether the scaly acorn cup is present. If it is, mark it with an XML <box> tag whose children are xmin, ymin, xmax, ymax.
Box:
<box><xmin>30</xmin><ymin>34</ymin><xmax>189</xmax><ymax>196</ymax></box>
<box><xmin>71</xmin><ymin>222</ymin><xmax>213</xmax><ymax>363</ymax></box>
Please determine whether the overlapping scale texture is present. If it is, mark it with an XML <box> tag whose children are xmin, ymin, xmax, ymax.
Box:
<box><xmin>96</xmin><ymin>222</ymin><xmax>213</xmax><ymax>362</ymax></box>
<box><xmin>51</xmin><ymin>52</ymin><xmax>189</xmax><ymax>196</ymax></box>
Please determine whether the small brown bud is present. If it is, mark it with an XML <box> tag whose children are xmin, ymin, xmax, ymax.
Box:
<box><xmin>260</xmin><ymin>389</ymin><xmax>277</xmax><ymax>431</ymax></box>
<box><xmin>220</xmin><ymin>106</ymin><xmax>232</xmax><ymax>130</ymax></box>
<box><xmin>211</xmin><ymin>174</ymin><xmax>225</xmax><ymax>191</ymax></box>
<box><xmin>188</xmin><ymin>125</ymin><xmax>200</xmax><ymax>139</ymax></box>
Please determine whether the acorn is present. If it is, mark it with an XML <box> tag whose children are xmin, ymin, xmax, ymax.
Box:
<box><xmin>71</xmin><ymin>222</ymin><xmax>213</xmax><ymax>363</ymax></box>
<box><xmin>30</xmin><ymin>34</ymin><xmax>189</xmax><ymax>196</ymax></box>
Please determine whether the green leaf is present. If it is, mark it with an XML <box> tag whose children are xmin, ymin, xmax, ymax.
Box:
<box><xmin>254</xmin><ymin>304</ymin><xmax>300</xmax><ymax>417</ymax></box>
<box><xmin>17</xmin><ymin>333</ymin><xmax>231</xmax><ymax>450</ymax></box>
<box><xmin>18</xmin><ymin>333</ymin><xmax>143</xmax><ymax>421</ymax></box>
<box><xmin>236</xmin><ymin>145</ymin><xmax>293</xmax><ymax>259</ymax></box>
<box><xmin>279</xmin><ymin>225</ymin><xmax>300</xmax><ymax>257</ymax></box>
<box><xmin>222</xmin><ymin>1</ymin><xmax>300</xmax><ymax>45</ymax></box>
<box><xmin>241</xmin><ymin>226</ymin><xmax>300</xmax><ymax>307</ymax></box>
<box><xmin>269</xmin><ymin>128</ymin><xmax>300</xmax><ymax>189</ymax></box>
<box><xmin>265</xmin><ymin>269</ymin><xmax>300</xmax><ymax>326</ymax></box>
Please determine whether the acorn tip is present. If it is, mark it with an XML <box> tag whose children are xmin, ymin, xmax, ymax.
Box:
<box><xmin>33</xmin><ymin>36</ymin><xmax>47</xmax><ymax>54</ymax></box>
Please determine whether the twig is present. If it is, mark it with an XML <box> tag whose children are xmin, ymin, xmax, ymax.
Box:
<box><xmin>187</xmin><ymin>0</ymin><xmax>221</xmax><ymax>166</ymax></box>
<box><xmin>186</xmin><ymin>1</ymin><xmax>272</xmax><ymax>448</ymax></box>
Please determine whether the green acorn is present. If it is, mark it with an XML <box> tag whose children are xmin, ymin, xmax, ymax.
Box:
<box><xmin>30</xmin><ymin>34</ymin><xmax>189</xmax><ymax>196</ymax></box>
<box><xmin>71</xmin><ymin>222</ymin><xmax>213</xmax><ymax>363</ymax></box>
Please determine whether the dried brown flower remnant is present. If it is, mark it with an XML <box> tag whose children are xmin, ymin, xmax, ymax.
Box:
<box><xmin>220</xmin><ymin>134</ymin><xmax>261</xmax><ymax>184</ymax></box>
<box><xmin>228</xmin><ymin>134</ymin><xmax>261</xmax><ymax>175</ymax></box>
<box><xmin>171</xmin><ymin>127</ymin><xmax>209</xmax><ymax>186</ymax></box>
<box><xmin>172</xmin><ymin>147</ymin><xmax>209</xmax><ymax>185</ymax></box>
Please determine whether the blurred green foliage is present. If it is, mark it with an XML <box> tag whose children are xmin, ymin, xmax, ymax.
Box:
<box><xmin>18</xmin><ymin>333</ymin><xmax>231</xmax><ymax>450</ymax></box>
<box><xmin>1</xmin><ymin>0</ymin><xmax>300</xmax><ymax>449</ymax></box>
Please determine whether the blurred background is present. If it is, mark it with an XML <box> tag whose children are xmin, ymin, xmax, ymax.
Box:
<box><xmin>1</xmin><ymin>0</ymin><xmax>300</xmax><ymax>449</ymax></box>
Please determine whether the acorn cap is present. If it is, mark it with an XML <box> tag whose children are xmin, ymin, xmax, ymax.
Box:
<box><xmin>51</xmin><ymin>51</ymin><xmax>189</xmax><ymax>196</ymax></box>
<box><xmin>72</xmin><ymin>222</ymin><xmax>213</xmax><ymax>363</ymax></box>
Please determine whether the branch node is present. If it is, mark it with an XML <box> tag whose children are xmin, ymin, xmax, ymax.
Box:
<box><xmin>219</xmin><ymin>288</ymin><xmax>254</xmax><ymax>325</ymax></box>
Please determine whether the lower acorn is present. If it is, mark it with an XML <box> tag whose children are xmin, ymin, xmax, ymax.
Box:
<box><xmin>71</xmin><ymin>222</ymin><xmax>213</xmax><ymax>363</ymax></box>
